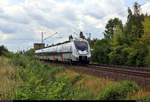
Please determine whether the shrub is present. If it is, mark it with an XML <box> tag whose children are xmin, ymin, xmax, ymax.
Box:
<box><xmin>10</xmin><ymin>54</ymin><xmax>74</xmax><ymax>100</ymax></box>
<box><xmin>99</xmin><ymin>81</ymin><xmax>139</xmax><ymax>100</ymax></box>
<box><xmin>144</xmin><ymin>46</ymin><xmax>150</xmax><ymax>68</ymax></box>
<box><xmin>91</xmin><ymin>39</ymin><xmax>110</xmax><ymax>64</ymax></box>
<box><xmin>0</xmin><ymin>45</ymin><xmax>9</xmax><ymax>56</ymax></box>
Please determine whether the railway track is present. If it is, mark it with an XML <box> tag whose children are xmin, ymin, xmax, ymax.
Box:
<box><xmin>43</xmin><ymin>61</ymin><xmax>150</xmax><ymax>86</ymax></box>
<box><xmin>88</xmin><ymin>64</ymin><xmax>150</xmax><ymax>78</ymax></box>
<box><xmin>89</xmin><ymin>64</ymin><xmax>150</xmax><ymax>72</ymax></box>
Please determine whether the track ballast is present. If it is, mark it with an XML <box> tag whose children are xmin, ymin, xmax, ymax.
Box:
<box><xmin>43</xmin><ymin>61</ymin><xmax>150</xmax><ymax>86</ymax></box>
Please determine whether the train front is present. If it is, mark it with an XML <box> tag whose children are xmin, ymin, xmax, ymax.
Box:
<box><xmin>72</xmin><ymin>39</ymin><xmax>91</xmax><ymax>64</ymax></box>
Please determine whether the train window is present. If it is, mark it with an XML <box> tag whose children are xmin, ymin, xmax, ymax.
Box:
<box><xmin>70</xmin><ymin>46</ymin><xmax>72</xmax><ymax>52</ymax></box>
<box><xmin>74</xmin><ymin>41</ymin><xmax>88</xmax><ymax>51</ymax></box>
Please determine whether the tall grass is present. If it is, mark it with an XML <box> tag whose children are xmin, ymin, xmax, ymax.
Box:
<box><xmin>0</xmin><ymin>57</ymin><xmax>17</xmax><ymax>100</ymax></box>
<box><xmin>2</xmin><ymin>53</ymin><xmax>91</xmax><ymax>100</ymax></box>
<box><xmin>1</xmin><ymin>52</ymin><xmax>148</xmax><ymax>100</ymax></box>
<box><xmin>99</xmin><ymin>81</ymin><xmax>139</xmax><ymax>100</ymax></box>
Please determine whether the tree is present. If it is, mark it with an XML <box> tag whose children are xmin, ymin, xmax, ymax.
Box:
<box><xmin>126</xmin><ymin>2</ymin><xmax>144</xmax><ymax>39</ymax></box>
<box><xmin>69</xmin><ymin>35</ymin><xmax>73</xmax><ymax>40</ymax></box>
<box><xmin>91</xmin><ymin>39</ymin><xmax>110</xmax><ymax>64</ymax></box>
<box><xmin>111</xmin><ymin>26</ymin><xmax>124</xmax><ymax>46</ymax></box>
<box><xmin>104</xmin><ymin>18</ymin><xmax>123</xmax><ymax>39</ymax></box>
<box><xmin>0</xmin><ymin>45</ymin><xmax>9</xmax><ymax>56</ymax></box>
<box><xmin>140</xmin><ymin>16</ymin><xmax>150</xmax><ymax>67</ymax></box>
<box><xmin>24</xmin><ymin>48</ymin><xmax>35</xmax><ymax>57</ymax></box>
<box><xmin>126</xmin><ymin>47</ymin><xmax>147</xmax><ymax>67</ymax></box>
<box><xmin>141</xmin><ymin>17</ymin><xmax>150</xmax><ymax>46</ymax></box>
<box><xmin>108</xmin><ymin>27</ymin><xmax>128</xmax><ymax>65</ymax></box>
<box><xmin>126</xmin><ymin>8</ymin><xmax>133</xmax><ymax>35</ymax></box>
<box><xmin>89</xmin><ymin>38</ymin><xmax>97</xmax><ymax>49</ymax></box>
<box><xmin>131</xmin><ymin>17</ymin><xmax>150</xmax><ymax>49</ymax></box>
<box><xmin>134</xmin><ymin>2</ymin><xmax>141</xmax><ymax>16</ymax></box>
<box><xmin>145</xmin><ymin>46</ymin><xmax>150</xmax><ymax>67</ymax></box>
<box><xmin>79</xmin><ymin>31</ymin><xmax>85</xmax><ymax>39</ymax></box>
<box><xmin>91</xmin><ymin>2</ymin><xmax>150</xmax><ymax>67</ymax></box>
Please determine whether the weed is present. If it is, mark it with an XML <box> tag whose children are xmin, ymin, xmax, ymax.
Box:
<box><xmin>99</xmin><ymin>80</ymin><xmax>139</xmax><ymax>100</ymax></box>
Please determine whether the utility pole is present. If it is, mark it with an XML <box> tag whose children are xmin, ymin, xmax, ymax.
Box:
<box><xmin>41</xmin><ymin>32</ymin><xmax>44</xmax><ymax>43</ymax></box>
<box><xmin>89</xmin><ymin>33</ymin><xmax>91</xmax><ymax>40</ymax></box>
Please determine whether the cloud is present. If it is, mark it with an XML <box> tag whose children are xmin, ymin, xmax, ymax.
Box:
<box><xmin>83</xmin><ymin>0</ymin><xmax>126</xmax><ymax>19</ymax></box>
<box><xmin>141</xmin><ymin>2</ymin><xmax>150</xmax><ymax>14</ymax></box>
<box><xmin>0</xmin><ymin>0</ymin><xmax>149</xmax><ymax>52</ymax></box>
<box><xmin>0</xmin><ymin>33</ymin><xmax>9</xmax><ymax>40</ymax></box>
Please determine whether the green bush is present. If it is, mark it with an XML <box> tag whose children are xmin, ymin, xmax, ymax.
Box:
<box><xmin>99</xmin><ymin>81</ymin><xmax>139</xmax><ymax>100</ymax></box>
<box><xmin>0</xmin><ymin>45</ymin><xmax>9</xmax><ymax>56</ymax></box>
<box><xmin>91</xmin><ymin>39</ymin><xmax>110</xmax><ymax>64</ymax></box>
<box><xmin>10</xmin><ymin>53</ymin><xmax>92</xmax><ymax>100</ymax></box>
<box><xmin>144</xmin><ymin>46</ymin><xmax>150</xmax><ymax>68</ymax></box>
<box><xmin>12</xmin><ymin>66</ymin><xmax>64</xmax><ymax>99</ymax></box>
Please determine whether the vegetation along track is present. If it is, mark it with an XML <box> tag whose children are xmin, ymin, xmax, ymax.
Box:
<box><xmin>44</xmin><ymin>61</ymin><xmax>150</xmax><ymax>86</ymax></box>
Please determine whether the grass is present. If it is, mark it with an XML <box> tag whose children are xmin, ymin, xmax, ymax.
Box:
<box><xmin>126</xmin><ymin>87</ymin><xmax>150</xmax><ymax>100</ymax></box>
<box><xmin>0</xmin><ymin>57</ymin><xmax>18</xmax><ymax>100</ymax></box>
<box><xmin>59</xmin><ymin>69</ymin><xmax>150</xmax><ymax>100</ymax></box>
<box><xmin>0</xmin><ymin>54</ymin><xmax>150</xmax><ymax>100</ymax></box>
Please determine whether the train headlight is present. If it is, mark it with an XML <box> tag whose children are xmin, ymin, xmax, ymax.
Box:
<box><xmin>78</xmin><ymin>50</ymin><xmax>88</xmax><ymax>54</ymax></box>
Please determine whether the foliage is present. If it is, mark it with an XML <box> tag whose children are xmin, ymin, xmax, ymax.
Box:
<box><xmin>126</xmin><ymin>89</ymin><xmax>150</xmax><ymax>100</ymax></box>
<box><xmin>69</xmin><ymin>35</ymin><xmax>73</xmax><ymax>40</ymax></box>
<box><xmin>126</xmin><ymin>2</ymin><xmax>144</xmax><ymax>39</ymax></box>
<box><xmin>0</xmin><ymin>45</ymin><xmax>9</xmax><ymax>56</ymax></box>
<box><xmin>89</xmin><ymin>38</ymin><xmax>98</xmax><ymax>49</ymax></box>
<box><xmin>91</xmin><ymin>2</ymin><xmax>150</xmax><ymax>68</ymax></box>
<box><xmin>99</xmin><ymin>81</ymin><xmax>139</xmax><ymax>100</ymax></box>
<box><xmin>79</xmin><ymin>31</ymin><xmax>86</xmax><ymax>39</ymax></box>
<box><xmin>24</xmin><ymin>48</ymin><xmax>35</xmax><ymax>57</ymax></box>
<box><xmin>91</xmin><ymin>39</ymin><xmax>110</xmax><ymax>64</ymax></box>
<box><xmin>127</xmin><ymin>48</ymin><xmax>147</xmax><ymax>67</ymax></box>
<box><xmin>1</xmin><ymin>1</ymin><xmax>150</xmax><ymax>100</ymax></box>
<box><xmin>104</xmin><ymin>18</ymin><xmax>123</xmax><ymax>39</ymax></box>
<box><xmin>0</xmin><ymin>57</ymin><xmax>17</xmax><ymax>100</ymax></box>
<box><xmin>6</xmin><ymin>53</ymin><xmax>93</xmax><ymax>100</ymax></box>
<box><xmin>144</xmin><ymin>46</ymin><xmax>150</xmax><ymax>67</ymax></box>
<box><xmin>109</xmin><ymin>45</ymin><xmax>129</xmax><ymax>65</ymax></box>
<box><xmin>141</xmin><ymin>17</ymin><xmax>150</xmax><ymax>46</ymax></box>
<box><xmin>0</xmin><ymin>53</ymin><xmax>149</xmax><ymax>100</ymax></box>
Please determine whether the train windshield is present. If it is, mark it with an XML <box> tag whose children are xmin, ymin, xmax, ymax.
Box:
<box><xmin>74</xmin><ymin>41</ymin><xmax>88</xmax><ymax>51</ymax></box>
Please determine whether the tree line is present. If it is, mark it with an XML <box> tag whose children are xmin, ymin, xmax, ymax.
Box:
<box><xmin>1</xmin><ymin>2</ymin><xmax>150</xmax><ymax>68</ymax></box>
<box><xmin>72</xmin><ymin>2</ymin><xmax>150</xmax><ymax>68</ymax></box>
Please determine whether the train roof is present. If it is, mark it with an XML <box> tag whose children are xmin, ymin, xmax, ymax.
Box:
<box><xmin>35</xmin><ymin>38</ymin><xmax>87</xmax><ymax>51</ymax></box>
<box><xmin>45</xmin><ymin>40</ymin><xmax>70</xmax><ymax>48</ymax></box>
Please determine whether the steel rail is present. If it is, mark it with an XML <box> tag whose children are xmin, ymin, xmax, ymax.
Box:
<box><xmin>89</xmin><ymin>64</ymin><xmax>150</xmax><ymax>72</ymax></box>
<box><xmin>88</xmin><ymin>64</ymin><xmax>150</xmax><ymax>78</ymax></box>
<box><xmin>43</xmin><ymin>60</ymin><xmax>150</xmax><ymax>78</ymax></box>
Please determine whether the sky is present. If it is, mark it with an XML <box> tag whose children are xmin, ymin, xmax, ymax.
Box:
<box><xmin>0</xmin><ymin>0</ymin><xmax>150</xmax><ymax>52</ymax></box>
